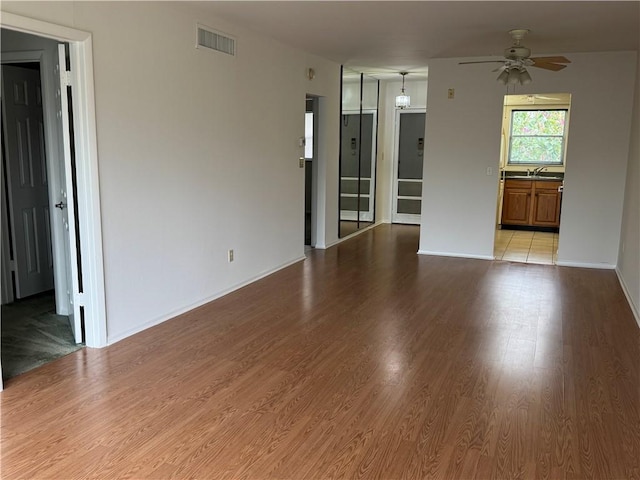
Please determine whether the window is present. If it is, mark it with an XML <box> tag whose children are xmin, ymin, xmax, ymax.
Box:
<box><xmin>508</xmin><ymin>109</ymin><xmax>568</xmax><ymax>165</ymax></box>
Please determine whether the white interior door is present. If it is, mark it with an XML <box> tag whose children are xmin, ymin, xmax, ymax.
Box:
<box><xmin>392</xmin><ymin>110</ymin><xmax>426</xmax><ymax>225</ymax></box>
<box><xmin>57</xmin><ymin>44</ymin><xmax>82</xmax><ymax>344</ymax></box>
<box><xmin>1</xmin><ymin>64</ymin><xmax>55</xmax><ymax>298</ymax></box>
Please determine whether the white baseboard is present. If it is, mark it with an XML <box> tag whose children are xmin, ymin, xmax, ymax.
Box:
<box><xmin>319</xmin><ymin>238</ymin><xmax>340</xmax><ymax>250</ymax></box>
<box><xmin>107</xmin><ymin>255</ymin><xmax>306</xmax><ymax>346</ymax></box>
<box><xmin>615</xmin><ymin>268</ymin><xmax>640</xmax><ymax>329</ymax></box>
<box><xmin>318</xmin><ymin>221</ymin><xmax>386</xmax><ymax>250</ymax></box>
<box><xmin>555</xmin><ymin>260</ymin><xmax>616</xmax><ymax>269</ymax></box>
<box><xmin>417</xmin><ymin>250</ymin><xmax>494</xmax><ymax>261</ymax></box>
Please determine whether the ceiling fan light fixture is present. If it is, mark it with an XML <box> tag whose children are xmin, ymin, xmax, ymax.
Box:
<box><xmin>497</xmin><ymin>69</ymin><xmax>509</xmax><ymax>84</ymax></box>
<box><xmin>395</xmin><ymin>72</ymin><xmax>411</xmax><ymax>109</ymax></box>
<box><xmin>507</xmin><ymin>68</ymin><xmax>521</xmax><ymax>85</ymax></box>
<box><xmin>463</xmin><ymin>30</ymin><xmax>569</xmax><ymax>86</ymax></box>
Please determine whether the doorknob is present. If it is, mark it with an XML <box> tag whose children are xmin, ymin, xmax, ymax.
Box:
<box><xmin>55</xmin><ymin>202</ymin><xmax>67</xmax><ymax>210</ymax></box>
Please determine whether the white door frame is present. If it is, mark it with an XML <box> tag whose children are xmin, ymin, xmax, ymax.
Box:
<box><xmin>305</xmin><ymin>95</ymin><xmax>322</xmax><ymax>248</ymax></box>
<box><xmin>391</xmin><ymin>107</ymin><xmax>426</xmax><ymax>225</ymax></box>
<box><xmin>1</xmin><ymin>13</ymin><xmax>107</xmax><ymax>349</ymax></box>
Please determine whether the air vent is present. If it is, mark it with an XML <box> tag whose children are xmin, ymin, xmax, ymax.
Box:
<box><xmin>197</xmin><ymin>24</ymin><xmax>236</xmax><ymax>56</ymax></box>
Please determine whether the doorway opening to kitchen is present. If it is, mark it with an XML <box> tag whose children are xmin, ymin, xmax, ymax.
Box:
<box><xmin>494</xmin><ymin>93</ymin><xmax>571</xmax><ymax>265</ymax></box>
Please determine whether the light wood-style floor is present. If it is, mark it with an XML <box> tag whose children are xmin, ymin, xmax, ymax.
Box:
<box><xmin>494</xmin><ymin>229</ymin><xmax>559</xmax><ymax>265</ymax></box>
<box><xmin>2</xmin><ymin>224</ymin><xmax>639</xmax><ymax>479</ymax></box>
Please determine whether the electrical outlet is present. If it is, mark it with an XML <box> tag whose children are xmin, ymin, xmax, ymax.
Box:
<box><xmin>486</xmin><ymin>167</ymin><xmax>493</xmax><ymax>176</ymax></box>
<box><xmin>447</xmin><ymin>88</ymin><xmax>455</xmax><ymax>99</ymax></box>
<box><xmin>228</xmin><ymin>249</ymin><xmax>234</xmax><ymax>262</ymax></box>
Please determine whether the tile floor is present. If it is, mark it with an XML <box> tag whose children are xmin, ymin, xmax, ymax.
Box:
<box><xmin>494</xmin><ymin>229</ymin><xmax>559</xmax><ymax>265</ymax></box>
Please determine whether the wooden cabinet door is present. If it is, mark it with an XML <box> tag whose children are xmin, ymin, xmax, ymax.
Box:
<box><xmin>532</xmin><ymin>182</ymin><xmax>562</xmax><ymax>227</ymax></box>
<box><xmin>502</xmin><ymin>188</ymin><xmax>532</xmax><ymax>225</ymax></box>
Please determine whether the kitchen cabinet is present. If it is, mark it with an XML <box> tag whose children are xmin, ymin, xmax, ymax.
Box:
<box><xmin>501</xmin><ymin>180</ymin><xmax>532</xmax><ymax>225</ymax></box>
<box><xmin>532</xmin><ymin>181</ymin><xmax>562</xmax><ymax>227</ymax></box>
<box><xmin>502</xmin><ymin>179</ymin><xmax>562</xmax><ymax>228</ymax></box>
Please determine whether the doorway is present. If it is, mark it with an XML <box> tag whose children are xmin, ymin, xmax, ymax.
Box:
<box><xmin>1</xmin><ymin>55</ymin><xmax>83</xmax><ymax>380</ymax></box>
<box><xmin>304</xmin><ymin>97</ymin><xmax>315</xmax><ymax>247</ymax></box>
<box><xmin>392</xmin><ymin>109</ymin><xmax>426</xmax><ymax>224</ymax></box>
<box><xmin>0</xmin><ymin>15</ymin><xmax>107</xmax><ymax>389</ymax></box>
<box><xmin>493</xmin><ymin>93</ymin><xmax>571</xmax><ymax>265</ymax></box>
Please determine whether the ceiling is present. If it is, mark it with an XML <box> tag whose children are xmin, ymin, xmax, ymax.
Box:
<box><xmin>198</xmin><ymin>1</ymin><xmax>639</xmax><ymax>78</ymax></box>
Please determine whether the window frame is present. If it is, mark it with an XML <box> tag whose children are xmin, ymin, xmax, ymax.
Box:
<box><xmin>506</xmin><ymin>107</ymin><xmax>570</xmax><ymax>167</ymax></box>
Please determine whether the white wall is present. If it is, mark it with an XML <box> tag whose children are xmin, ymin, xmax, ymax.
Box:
<box><xmin>617</xmin><ymin>53</ymin><xmax>640</xmax><ymax>324</ymax></box>
<box><xmin>1</xmin><ymin>2</ymin><xmax>341</xmax><ymax>343</ymax></box>
<box><xmin>341</xmin><ymin>76</ymin><xmax>379</xmax><ymax>111</ymax></box>
<box><xmin>420</xmin><ymin>52</ymin><xmax>637</xmax><ymax>266</ymax></box>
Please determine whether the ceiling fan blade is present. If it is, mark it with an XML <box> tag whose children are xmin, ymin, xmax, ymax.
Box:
<box><xmin>458</xmin><ymin>60</ymin><xmax>505</xmax><ymax>65</ymax></box>
<box><xmin>530</xmin><ymin>56</ymin><xmax>571</xmax><ymax>64</ymax></box>
<box><xmin>531</xmin><ymin>62</ymin><xmax>568</xmax><ymax>71</ymax></box>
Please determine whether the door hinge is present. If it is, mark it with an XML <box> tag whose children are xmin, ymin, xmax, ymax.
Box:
<box><xmin>61</xmin><ymin>70</ymin><xmax>72</xmax><ymax>87</ymax></box>
<box><xmin>76</xmin><ymin>292</ymin><xmax>86</xmax><ymax>307</ymax></box>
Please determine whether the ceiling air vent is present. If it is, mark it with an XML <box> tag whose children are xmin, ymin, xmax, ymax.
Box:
<box><xmin>197</xmin><ymin>24</ymin><xmax>236</xmax><ymax>56</ymax></box>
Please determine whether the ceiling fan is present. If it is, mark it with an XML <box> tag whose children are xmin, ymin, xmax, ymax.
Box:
<box><xmin>459</xmin><ymin>29</ymin><xmax>571</xmax><ymax>85</ymax></box>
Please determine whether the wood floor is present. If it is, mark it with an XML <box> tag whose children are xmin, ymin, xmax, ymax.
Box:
<box><xmin>2</xmin><ymin>224</ymin><xmax>639</xmax><ymax>479</ymax></box>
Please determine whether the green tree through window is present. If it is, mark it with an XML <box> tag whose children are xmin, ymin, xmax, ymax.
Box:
<box><xmin>508</xmin><ymin>109</ymin><xmax>567</xmax><ymax>165</ymax></box>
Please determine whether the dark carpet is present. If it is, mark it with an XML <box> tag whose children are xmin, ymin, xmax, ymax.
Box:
<box><xmin>1</xmin><ymin>291</ymin><xmax>83</xmax><ymax>380</ymax></box>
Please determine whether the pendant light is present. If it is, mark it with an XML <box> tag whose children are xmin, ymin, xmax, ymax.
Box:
<box><xmin>395</xmin><ymin>72</ymin><xmax>411</xmax><ymax>109</ymax></box>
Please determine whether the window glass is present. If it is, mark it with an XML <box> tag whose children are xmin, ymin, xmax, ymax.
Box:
<box><xmin>508</xmin><ymin>109</ymin><xmax>567</xmax><ymax>165</ymax></box>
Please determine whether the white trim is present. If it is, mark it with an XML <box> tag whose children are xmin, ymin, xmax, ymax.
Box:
<box><xmin>2</xmin><ymin>13</ymin><xmax>107</xmax><ymax>348</ymax></box>
<box><xmin>107</xmin><ymin>255</ymin><xmax>307</xmax><ymax>345</ymax></box>
<box><xmin>1</xmin><ymin>13</ymin><xmax>89</xmax><ymax>41</ymax></box>
<box><xmin>417</xmin><ymin>250</ymin><xmax>494</xmax><ymax>261</ymax></box>
<box><xmin>393</xmin><ymin>214</ymin><xmax>421</xmax><ymax>225</ymax></box>
<box><xmin>314</xmin><ymin>96</ymin><xmax>329</xmax><ymax>249</ymax></box>
<box><xmin>317</xmin><ymin>220</ymin><xmax>387</xmax><ymax>250</ymax></box>
<box><xmin>69</xmin><ymin>39</ymin><xmax>107</xmax><ymax>348</ymax></box>
<box><xmin>319</xmin><ymin>238</ymin><xmax>340</xmax><ymax>250</ymax></box>
<box><xmin>616</xmin><ymin>268</ymin><xmax>640</xmax><ymax>329</ymax></box>
<box><xmin>555</xmin><ymin>261</ymin><xmax>615</xmax><ymax>270</ymax></box>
